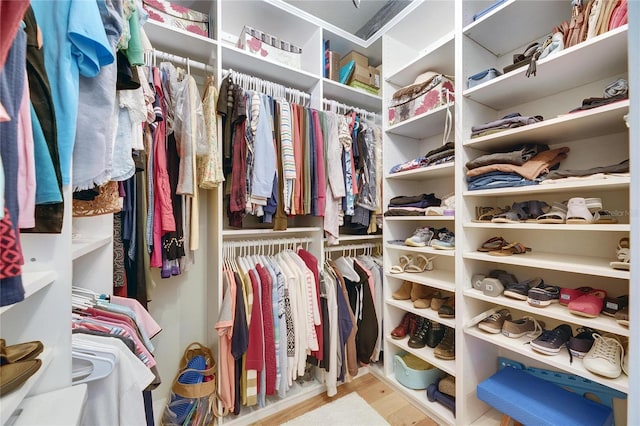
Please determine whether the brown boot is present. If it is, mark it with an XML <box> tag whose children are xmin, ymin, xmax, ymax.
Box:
<box><xmin>411</xmin><ymin>283</ymin><xmax>433</xmax><ymax>302</ymax></box>
<box><xmin>391</xmin><ymin>312</ymin><xmax>416</xmax><ymax>339</ymax></box>
<box><xmin>392</xmin><ymin>280</ymin><xmax>412</xmax><ymax>300</ymax></box>
<box><xmin>431</xmin><ymin>292</ymin><xmax>452</xmax><ymax>311</ymax></box>
<box><xmin>438</xmin><ymin>297</ymin><xmax>455</xmax><ymax>318</ymax></box>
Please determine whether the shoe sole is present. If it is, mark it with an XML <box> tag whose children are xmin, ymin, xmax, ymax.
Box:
<box><xmin>503</xmin><ymin>291</ymin><xmax>528</xmax><ymax>301</ymax></box>
<box><xmin>527</xmin><ymin>297</ymin><xmax>558</xmax><ymax>307</ymax></box>
<box><xmin>569</xmin><ymin>349</ymin><xmax>588</xmax><ymax>358</ymax></box>
<box><xmin>438</xmin><ymin>313</ymin><xmax>455</xmax><ymax>318</ymax></box>
<box><xmin>434</xmin><ymin>354</ymin><xmax>455</xmax><ymax>360</ymax></box>
<box><xmin>404</xmin><ymin>240</ymin><xmax>426</xmax><ymax>247</ymax></box>
<box><xmin>530</xmin><ymin>343</ymin><xmax>562</xmax><ymax>354</ymax></box>
<box><xmin>502</xmin><ymin>330</ymin><xmax>531</xmax><ymax>338</ymax></box>
<box><xmin>478</xmin><ymin>324</ymin><xmax>502</xmax><ymax>334</ymax></box>
<box><xmin>431</xmin><ymin>244</ymin><xmax>454</xmax><ymax>250</ymax></box>
<box><xmin>568</xmin><ymin>309</ymin><xmax>599</xmax><ymax>318</ymax></box>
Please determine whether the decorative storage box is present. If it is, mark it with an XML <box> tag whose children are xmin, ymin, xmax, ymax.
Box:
<box><xmin>143</xmin><ymin>0</ymin><xmax>210</xmax><ymax>38</ymax></box>
<box><xmin>393</xmin><ymin>352</ymin><xmax>446</xmax><ymax>390</ymax></box>
<box><xmin>238</xmin><ymin>26</ymin><xmax>302</xmax><ymax>70</ymax></box>
<box><xmin>388</xmin><ymin>72</ymin><xmax>455</xmax><ymax>126</ymax></box>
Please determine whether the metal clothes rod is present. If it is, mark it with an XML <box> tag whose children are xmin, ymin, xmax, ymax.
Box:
<box><xmin>223</xmin><ymin>236</ymin><xmax>313</xmax><ymax>249</ymax></box>
<box><xmin>222</xmin><ymin>68</ymin><xmax>311</xmax><ymax>104</ymax></box>
<box><xmin>324</xmin><ymin>242</ymin><xmax>379</xmax><ymax>253</ymax></box>
<box><xmin>322</xmin><ymin>98</ymin><xmax>379</xmax><ymax>121</ymax></box>
<box><xmin>148</xmin><ymin>49</ymin><xmax>213</xmax><ymax>73</ymax></box>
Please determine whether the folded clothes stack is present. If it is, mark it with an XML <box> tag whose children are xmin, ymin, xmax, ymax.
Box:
<box><xmin>466</xmin><ymin>144</ymin><xmax>570</xmax><ymax>191</ymax></box>
<box><xmin>384</xmin><ymin>193</ymin><xmax>441</xmax><ymax>216</ymax></box>
<box><xmin>389</xmin><ymin>142</ymin><xmax>455</xmax><ymax>174</ymax></box>
<box><xmin>470</xmin><ymin>113</ymin><xmax>543</xmax><ymax>138</ymax></box>
<box><xmin>569</xmin><ymin>78</ymin><xmax>628</xmax><ymax>113</ymax></box>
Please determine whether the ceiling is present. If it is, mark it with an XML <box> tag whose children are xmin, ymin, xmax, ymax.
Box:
<box><xmin>283</xmin><ymin>0</ymin><xmax>411</xmax><ymax>40</ymax></box>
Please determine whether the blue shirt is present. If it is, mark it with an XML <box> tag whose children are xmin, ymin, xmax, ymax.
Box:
<box><xmin>31</xmin><ymin>0</ymin><xmax>115</xmax><ymax>185</ymax></box>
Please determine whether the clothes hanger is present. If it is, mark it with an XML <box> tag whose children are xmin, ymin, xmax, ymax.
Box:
<box><xmin>72</xmin><ymin>351</ymin><xmax>114</xmax><ymax>384</ymax></box>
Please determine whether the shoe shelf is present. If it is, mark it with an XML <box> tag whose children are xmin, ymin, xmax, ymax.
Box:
<box><xmin>463</xmin><ymin>26</ymin><xmax>628</xmax><ymax>110</ymax></box>
<box><xmin>322</xmin><ymin>78</ymin><xmax>382</xmax><ymax>112</ymax></box>
<box><xmin>385</xmin><ymin>216</ymin><xmax>455</xmax><ymax>222</ymax></box>
<box><xmin>463</xmin><ymin>288</ymin><xmax>629</xmax><ymax>337</ymax></box>
<box><xmin>385</xmin><ymin>243</ymin><xmax>455</xmax><ymax>258</ymax></box>
<box><xmin>220</xmin><ymin>44</ymin><xmax>320</xmax><ymax>91</ymax></box>
<box><xmin>13</xmin><ymin>383</ymin><xmax>87</xmax><ymax>426</ymax></box>
<box><xmin>386</xmin><ymin>335</ymin><xmax>456</xmax><ymax>377</ymax></box>
<box><xmin>385</xmin><ymin>270</ymin><xmax>456</xmax><ymax>294</ymax></box>
<box><xmin>143</xmin><ymin>20</ymin><xmax>217</xmax><ymax>65</ymax></box>
<box><xmin>464</xmin><ymin>222</ymin><xmax>630</xmax><ymax>232</ymax></box>
<box><xmin>71</xmin><ymin>235</ymin><xmax>112</xmax><ymax>260</ymax></box>
<box><xmin>462</xmin><ymin>176</ymin><xmax>630</xmax><ymax>197</ymax></box>
<box><xmin>384</xmin><ymin>372</ymin><xmax>455</xmax><ymax>426</ymax></box>
<box><xmin>0</xmin><ymin>347</ymin><xmax>54</xmax><ymax>425</ymax></box>
<box><xmin>386</xmin><ymin>30</ymin><xmax>455</xmax><ymax>88</ymax></box>
<box><xmin>387</xmin><ymin>298</ymin><xmax>456</xmax><ymax>329</ymax></box>
<box><xmin>386</xmin><ymin>104</ymin><xmax>455</xmax><ymax>141</ymax></box>
<box><xmin>386</xmin><ymin>162</ymin><xmax>454</xmax><ymax>181</ymax></box>
<box><xmin>464</xmin><ymin>327</ymin><xmax>628</xmax><ymax>393</ymax></box>
<box><xmin>0</xmin><ymin>271</ymin><xmax>58</xmax><ymax>315</ymax></box>
<box><xmin>462</xmin><ymin>0</ymin><xmax>569</xmax><ymax>57</ymax></box>
<box><xmin>464</xmin><ymin>100</ymin><xmax>629</xmax><ymax>152</ymax></box>
<box><xmin>463</xmin><ymin>251</ymin><xmax>629</xmax><ymax>280</ymax></box>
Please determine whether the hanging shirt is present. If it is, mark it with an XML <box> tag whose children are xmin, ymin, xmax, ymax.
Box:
<box><xmin>279</xmin><ymin>100</ymin><xmax>295</xmax><ymax>213</ymax></box>
<box><xmin>31</xmin><ymin>0</ymin><xmax>114</xmax><ymax>185</ymax></box>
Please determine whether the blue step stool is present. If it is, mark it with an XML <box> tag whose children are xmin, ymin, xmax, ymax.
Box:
<box><xmin>477</xmin><ymin>367</ymin><xmax>614</xmax><ymax>426</ymax></box>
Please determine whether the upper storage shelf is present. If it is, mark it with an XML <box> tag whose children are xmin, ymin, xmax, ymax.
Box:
<box><xmin>463</xmin><ymin>0</ymin><xmax>571</xmax><ymax>57</ymax></box>
<box><xmin>463</xmin><ymin>25</ymin><xmax>628</xmax><ymax>110</ymax></box>
<box><xmin>143</xmin><ymin>20</ymin><xmax>217</xmax><ymax>65</ymax></box>
<box><xmin>322</xmin><ymin>79</ymin><xmax>382</xmax><ymax>112</ymax></box>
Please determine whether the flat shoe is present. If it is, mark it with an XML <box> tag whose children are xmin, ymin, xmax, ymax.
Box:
<box><xmin>0</xmin><ymin>339</ymin><xmax>44</xmax><ymax>365</ymax></box>
<box><xmin>0</xmin><ymin>359</ymin><xmax>42</xmax><ymax>396</ymax></box>
<box><xmin>488</xmin><ymin>242</ymin><xmax>530</xmax><ymax>256</ymax></box>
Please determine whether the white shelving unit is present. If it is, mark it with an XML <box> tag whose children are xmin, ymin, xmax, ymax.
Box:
<box><xmin>457</xmin><ymin>0</ymin><xmax>631</xmax><ymax>424</ymax></box>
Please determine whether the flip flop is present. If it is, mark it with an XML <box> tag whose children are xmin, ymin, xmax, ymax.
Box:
<box><xmin>477</xmin><ymin>236</ymin><xmax>508</xmax><ymax>252</ymax></box>
<box><xmin>390</xmin><ymin>255</ymin><xmax>414</xmax><ymax>274</ymax></box>
<box><xmin>474</xmin><ymin>206</ymin><xmax>509</xmax><ymax>222</ymax></box>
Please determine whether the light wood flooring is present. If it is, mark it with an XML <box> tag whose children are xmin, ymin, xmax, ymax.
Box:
<box><xmin>251</xmin><ymin>373</ymin><xmax>438</xmax><ymax>426</ymax></box>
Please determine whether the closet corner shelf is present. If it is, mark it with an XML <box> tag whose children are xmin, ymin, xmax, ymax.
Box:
<box><xmin>463</xmin><ymin>100</ymin><xmax>630</xmax><ymax>151</ymax></box>
<box><xmin>385</xmin><ymin>30</ymin><xmax>455</xmax><ymax>88</ymax></box>
<box><xmin>143</xmin><ymin>20</ymin><xmax>217</xmax><ymax>65</ymax></box>
<box><xmin>72</xmin><ymin>235</ymin><xmax>112</xmax><ymax>260</ymax></box>
<box><xmin>221</xmin><ymin>44</ymin><xmax>319</xmax><ymax>91</ymax></box>
<box><xmin>0</xmin><ymin>271</ymin><xmax>57</xmax><ymax>315</ymax></box>
<box><xmin>463</xmin><ymin>251</ymin><xmax>630</xmax><ymax>280</ymax></box>
<box><xmin>462</xmin><ymin>176</ymin><xmax>630</xmax><ymax>197</ymax></box>
<box><xmin>385</xmin><ymin>335</ymin><xmax>456</xmax><ymax>376</ymax></box>
<box><xmin>462</xmin><ymin>0</ymin><xmax>567</xmax><ymax>56</ymax></box>
<box><xmin>384</xmin><ymin>215</ymin><xmax>455</xmax><ymax>222</ymax></box>
<box><xmin>384</xmin><ymin>270</ymin><xmax>455</xmax><ymax>293</ymax></box>
<box><xmin>463</xmin><ymin>327</ymin><xmax>628</xmax><ymax>394</ymax></box>
<box><xmin>386</xmin><ymin>298</ymin><xmax>456</xmax><ymax>329</ymax></box>
<box><xmin>13</xmin><ymin>383</ymin><xmax>87</xmax><ymax>426</ymax></box>
<box><xmin>386</xmin><ymin>103</ymin><xmax>455</xmax><ymax>140</ymax></box>
<box><xmin>386</xmin><ymin>162</ymin><xmax>454</xmax><ymax>180</ymax></box>
<box><xmin>383</xmin><ymin>373</ymin><xmax>455</xmax><ymax>426</ymax></box>
<box><xmin>222</xmin><ymin>227</ymin><xmax>322</xmax><ymax>237</ymax></box>
<box><xmin>462</xmin><ymin>25</ymin><xmax>628</xmax><ymax>110</ymax></box>
<box><xmin>322</xmin><ymin>79</ymin><xmax>382</xmax><ymax>112</ymax></box>
<box><xmin>0</xmin><ymin>348</ymin><xmax>54</xmax><ymax>425</ymax></box>
<box><xmin>463</xmin><ymin>288</ymin><xmax>629</xmax><ymax>337</ymax></box>
<box><xmin>463</xmin><ymin>222</ymin><xmax>630</xmax><ymax>232</ymax></box>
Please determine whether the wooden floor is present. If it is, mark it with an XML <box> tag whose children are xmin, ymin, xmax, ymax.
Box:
<box><xmin>251</xmin><ymin>373</ymin><xmax>438</xmax><ymax>426</ymax></box>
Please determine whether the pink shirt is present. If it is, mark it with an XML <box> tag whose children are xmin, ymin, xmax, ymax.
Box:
<box><xmin>17</xmin><ymin>74</ymin><xmax>35</xmax><ymax>228</ymax></box>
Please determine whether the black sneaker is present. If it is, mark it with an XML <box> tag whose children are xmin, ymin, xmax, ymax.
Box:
<box><xmin>530</xmin><ymin>324</ymin><xmax>573</xmax><ymax>355</ymax></box>
<box><xmin>504</xmin><ymin>277</ymin><xmax>543</xmax><ymax>301</ymax></box>
<box><xmin>569</xmin><ymin>327</ymin><xmax>597</xmax><ymax>359</ymax></box>
<box><xmin>408</xmin><ymin>317</ymin><xmax>431</xmax><ymax>349</ymax></box>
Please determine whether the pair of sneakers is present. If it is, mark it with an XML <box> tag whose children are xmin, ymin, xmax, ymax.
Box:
<box><xmin>477</xmin><ymin>309</ymin><xmax>544</xmax><ymax>339</ymax></box>
<box><xmin>404</xmin><ymin>227</ymin><xmax>455</xmax><ymax>250</ymax></box>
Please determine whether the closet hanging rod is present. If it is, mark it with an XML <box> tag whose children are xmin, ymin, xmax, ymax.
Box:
<box><xmin>223</xmin><ymin>236</ymin><xmax>313</xmax><ymax>248</ymax></box>
<box><xmin>148</xmin><ymin>49</ymin><xmax>213</xmax><ymax>73</ymax></box>
<box><xmin>322</xmin><ymin>98</ymin><xmax>379</xmax><ymax>120</ymax></box>
<box><xmin>324</xmin><ymin>242</ymin><xmax>378</xmax><ymax>253</ymax></box>
<box><xmin>222</xmin><ymin>68</ymin><xmax>311</xmax><ymax>102</ymax></box>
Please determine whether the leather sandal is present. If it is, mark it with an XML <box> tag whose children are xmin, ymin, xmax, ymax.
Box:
<box><xmin>488</xmin><ymin>242</ymin><xmax>531</xmax><ymax>256</ymax></box>
<box><xmin>491</xmin><ymin>202</ymin><xmax>528</xmax><ymax>223</ymax></box>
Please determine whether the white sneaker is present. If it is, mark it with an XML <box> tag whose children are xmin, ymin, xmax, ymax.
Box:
<box><xmin>404</xmin><ymin>227</ymin><xmax>434</xmax><ymax>247</ymax></box>
<box><xmin>583</xmin><ymin>334</ymin><xmax>625</xmax><ymax>379</ymax></box>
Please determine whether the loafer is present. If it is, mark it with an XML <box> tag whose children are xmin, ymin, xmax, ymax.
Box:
<box><xmin>0</xmin><ymin>339</ymin><xmax>44</xmax><ymax>366</ymax></box>
<box><xmin>0</xmin><ymin>359</ymin><xmax>42</xmax><ymax>396</ymax></box>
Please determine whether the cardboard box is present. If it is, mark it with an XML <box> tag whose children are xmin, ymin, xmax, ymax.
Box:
<box><xmin>340</xmin><ymin>50</ymin><xmax>368</xmax><ymax>69</ymax></box>
<box><xmin>143</xmin><ymin>0</ymin><xmax>210</xmax><ymax>38</ymax></box>
<box><xmin>350</xmin><ymin>64</ymin><xmax>380</xmax><ymax>89</ymax></box>
<box><xmin>329</xmin><ymin>51</ymin><xmax>340</xmax><ymax>81</ymax></box>
<box><xmin>238</xmin><ymin>25</ymin><xmax>302</xmax><ymax>69</ymax></box>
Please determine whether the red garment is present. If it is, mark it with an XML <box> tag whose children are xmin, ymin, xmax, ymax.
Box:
<box><xmin>0</xmin><ymin>208</ymin><xmax>23</xmax><ymax>279</ymax></box>
<box><xmin>245</xmin><ymin>269</ymin><xmax>264</xmax><ymax>372</ymax></box>
<box><xmin>312</xmin><ymin>110</ymin><xmax>326</xmax><ymax>216</ymax></box>
<box><xmin>256</xmin><ymin>264</ymin><xmax>276</xmax><ymax>395</ymax></box>
<box><xmin>151</xmin><ymin>67</ymin><xmax>176</xmax><ymax>267</ymax></box>
<box><xmin>297</xmin><ymin>249</ymin><xmax>323</xmax><ymax>362</ymax></box>
<box><xmin>0</xmin><ymin>0</ymin><xmax>29</xmax><ymax>73</ymax></box>
<box><xmin>228</xmin><ymin>122</ymin><xmax>246</xmax><ymax>228</ymax></box>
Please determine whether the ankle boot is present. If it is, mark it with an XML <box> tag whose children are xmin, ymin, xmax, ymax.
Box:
<box><xmin>438</xmin><ymin>297</ymin><xmax>455</xmax><ymax>318</ymax></box>
<box><xmin>411</xmin><ymin>283</ymin><xmax>433</xmax><ymax>302</ymax></box>
<box><xmin>392</xmin><ymin>280</ymin><xmax>412</xmax><ymax>300</ymax></box>
<box><xmin>391</xmin><ymin>312</ymin><xmax>415</xmax><ymax>339</ymax></box>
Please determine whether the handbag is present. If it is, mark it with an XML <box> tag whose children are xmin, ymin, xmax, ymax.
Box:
<box><xmin>467</xmin><ymin>68</ymin><xmax>501</xmax><ymax>89</ymax></box>
<box><xmin>162</xmin><ymin>342</ymin><xmax>226</xmax><ymax>426</ymax></box>
<box><xmin>72</xmin><ymin>181</ymin><xmax>122</xmax><ymax>217</ymax></box>
<box><xmin>503</xmin><ymin>42</ymin><xmax>539</xmax><ymax>74</ymax></box>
